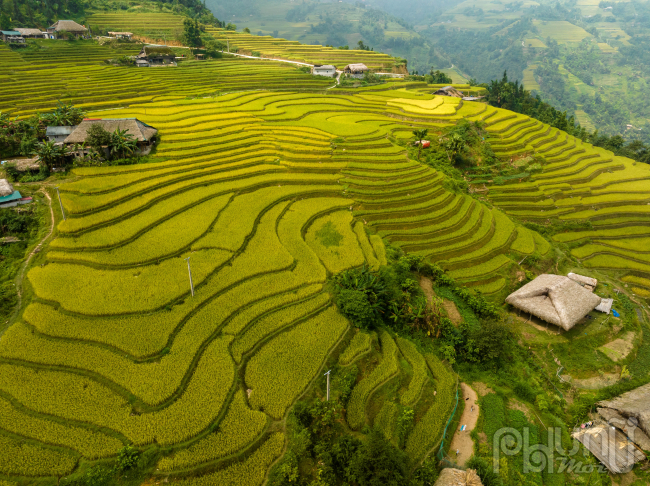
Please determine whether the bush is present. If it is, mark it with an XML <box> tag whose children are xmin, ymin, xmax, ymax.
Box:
<box><xmin>337</xmin><ymin>289</ymin><xmax>378</xmax><ymax>330</ymax></box>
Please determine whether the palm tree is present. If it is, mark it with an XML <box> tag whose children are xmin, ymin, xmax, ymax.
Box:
<box><xmin>109</xmin><ymin>129</ymin><xmax>138</xmax><ymax>160</ymax></box>
<box><xmin>34</xmin><ymin>140</ymin><xmax>68</xmax><ymax>171</ymax></box>
<box><xmin>412</xmin><ymin>128</ymin><xmax>429</xmax><ymax>160</ymax></box>
<box><xmin>442</xmin><ymin>133</ymin><xmax>465</xmax><ymax>163</ymax></box>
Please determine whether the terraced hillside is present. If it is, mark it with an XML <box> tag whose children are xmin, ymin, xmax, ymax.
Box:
<box><xmin>205</xmin><ymin>28</ymin><xmax>399</xmax><ymax>70</ymax></box>
<box><xmin>87</xmin><ymin>12</ymin><xmax>185</xmax><ymax>39</ymax></box>
<box><xmin>0</xmin><ymin>42</ymin><xmax>334</xmax><ymax>117</ymax></box>
<box><xmin>479</xmin><ymin>108</ymin><xmax>650</xmax><ymax>298</ymax></box>
<box><xmin>0</xmin><ymin>44</ymin><xmax>552</xmax><ymax>482</ymax></box>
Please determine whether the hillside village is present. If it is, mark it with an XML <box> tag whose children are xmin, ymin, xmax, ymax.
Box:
<box><xmin>1</xmin><ymin>3</ymin><xmax>650</xmax><ymax>486</ymax></box>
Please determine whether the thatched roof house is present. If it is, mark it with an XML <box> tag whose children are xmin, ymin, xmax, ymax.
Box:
<box><xmin>568</xmin><ymin>272</ymin><xmax>598</xmax><ymax>290</ymax></box>
<box><xmin>598</xmin><ymin>383</ymin><xmax>650</xmax><ymax>439</ymax></box>
<box><xmin>434</xmin><ymin>468</ymin><xmax>483</xmax><ymax>486</ymax></box>
<box><xmin>572</xmin><ymin>422</ymin><xmax>645</xmax><ymax>473</ymax></box>
<box><xmin>48</xmin><ymin>20</ymin><xmax>87</xmax><ymax>38</ymax></box>
<box><xmin>137</xmin><ymin>46</ymin><xmax>175</xmax><ymax>65</ymax></box>
<box><xmin>344</xmin><ymin>63</ymin><xmax>369</xmax><ymax>78</ymax></box>
<box><xmin>434</xmin><ymin>86</ymin><xmax>465</xmax><ymax>98</ymax></box>
<box><xmin>0</xmin><ymin>179</ymin><xmax>14</xmax><ymax>197</ymax></box>
<box><xmin>64</xmin><ymin>119</ymin><xmax>157</xmax><ymax>144</ymax></box>
<box><xmin>7</xmin><ymin>157</ymin><xmax>40</xmax><ymax>172</ymax></box>
<box><xmin>505</xmin><ymin>274</ymin><xmax>601</xmax><ymax>331</ymax></box>
<box><xmin>14</xmin><ymin>28</ymin><xmax>45</xmax><ymax>38</ymax></box>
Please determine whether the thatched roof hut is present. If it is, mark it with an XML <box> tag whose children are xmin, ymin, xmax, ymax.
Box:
<box><xmin>568</xmin><ymin>272</ymin><xmax>598</xmax><ymax>290</ymax></box>
<box><xmin>7</xmin><ymin>157</ymin><xmax>40</xmax><ymax>172</ymax></box>
<box><xmin>598</xmin><ymin>383</ymin><xmax>650</xmax><ymax>439</ymax></box>
<box><xmin>0</xmin><ymin>179</ymin><xmax>14</xmax><ymax>197</ymax></box>
<box><xmin>64</xmin><ymin>119</ymin><xmax>157</xmax><ymax>144</ymax></box>
<box><xmin>434</xmin><ymin>468</ymin><xmax>483</xmax><ymax>486</ymax></box>
<box><xmin>434</xmin><ymin>86</ymin><xmax>465</xmax><ymax>98</ymax></box>
<box><xmin>572</xmin><ymin>422</ymin><xmax>645</xmax><ymax>473</ymax></box>
<box><xmin>48</xmin><ymin>20</ymin><xmax>87</xmax><ymax>34</ymax></box>
<box><xmin>505</xmin><ymin>274</ymin><xmax>601</xmax><ymax>331</ymax></box>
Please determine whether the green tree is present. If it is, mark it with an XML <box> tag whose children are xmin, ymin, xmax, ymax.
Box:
<box><xmin>86</xmin><ymin>123</ymin><xmax>112</xmax><ymax>156</ymax></box>
<box><xmin>182</xmin><ymin>18</ymin><xmax>202</xmax><ymax>47</ymax></box>
<box><xmin>243</xmin><ymin>27</ymin><xmax>250</xmax><ymax>33</ymax></box>
<box><xmin>226</xmin><ymin>23</ymin><xmax>237</xmax><ymax>31</ymax></box>
<box><xmin>412</xmin><ymin>128</ymin><xmax>428</xmax><ymax>160</ymax></box>
<box><xmin>0</xmin><ymin>12</ymin><xmax>10</xmax><ymax>30</ymax></box>
<box><xmin>34</xmin><ymin>140</ymin><xmax>68</xmax><ymax>170</ymax></box>
<box><xmin>109</xmin><ymin>128</ymin><xmax>137</xmax><ymax>159</ymax></box>
<box><xmin>442</xmin><ymin>133</ymin><xmax>465</xmax><ymax>163</ymax></box>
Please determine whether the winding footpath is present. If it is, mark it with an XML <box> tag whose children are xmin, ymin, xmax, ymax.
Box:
<box><xmin>449</xmin><ymin>383</ymin><xmax>479</xmax><ymax>466</ymax></box>
<box><xmin>2</xmin><ymin>188</ymin><xmax>54</xmax><ymax>338</ymax></box>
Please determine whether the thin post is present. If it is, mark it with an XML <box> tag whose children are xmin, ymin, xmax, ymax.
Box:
<box><xmin>55</xmin><ymin>187</ymin><xmax>66</xmax><ymax>221</ymax></box>
<box><xmin>185</xmin><ymin>257</ymin><xmax>194</xmax><ymax>296</ymax></box>
<box><xmin>324</xmin><ymin>369</ymin><xmax>331</xmax><ymax>401</ymax></box>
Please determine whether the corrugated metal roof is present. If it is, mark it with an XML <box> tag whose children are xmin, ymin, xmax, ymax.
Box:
<box><xmin>1</xmin><ymin>31</ymin><xmax>21</xmax><ymax>36</ymax></box>
<box><xmin>0</xmin><ymin>190</ymin><xmax>22</xmax><ymax>204</ymax></box>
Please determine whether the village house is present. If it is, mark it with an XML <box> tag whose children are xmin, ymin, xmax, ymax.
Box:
<box><xmin>1</xmin><ymin>31</ymin><xmax>25</xmax><ymax>44</ymax></box>
<box><xmin>434</xmin><ymin>86</ymin><xmax>465</xmax><ymax>98</ymax></box>
<box><xmin>108</xmin><ymin>32</ymin><xmax>133</xmax><ymax>40</ymax></box>
<box><xmin>136</xmin><ymin>46</ymin><xmax>176</xmax><ymax>67</ymax></box>
<box><xmin>47</xmin><ymin>20</ymin><xmax>88</xmax><ymax>39</ymax></box>
<box><xmin>312</xmin><ymin>64</ymin><xmax>337</xmax><ymax>77</ymax></box>
<box><xmin>46</xmin><ymin>126</ymin><xmax>76</xmax><ymax>143</ymax></box>
<box><xmin>63</xmin><ymin>118</ymin><xmax>158</xmax><ymax>156</ymax></box>
<box><xmin>0</xmin><ymin>179</ymin><xmax>32</xmax><ymax>209</ymax></box>
<box><xmin>344</xmin><ymin>63</ymin><xmax>369</xmax><ymax>79</ymax></box>
<box><xmin>15</xmin><ymin>28</ymin><xmax>46</xmax><ymax>39</ymax></box>
<box><xmin>505</xmin><ymin>274</ymin><xmax>602</xmax><ymax>331</ymax></box>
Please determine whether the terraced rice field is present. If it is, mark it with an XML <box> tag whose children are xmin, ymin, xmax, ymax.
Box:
<box><xmin>206</xmin><ymin>28</ymin><xmax>397</xmax><ymax>70</ymax></box>
<box><xmin>481</xmin><ymin>107</ymin><xmax>650</xmax><ymax>284</ymax></box>
<box><xmin>0</xmin><ymin>41</ymin><xmax>334</xmax><ymax>117</ymax></box>
<box><xmin>0</xmin><ymin>44</ymin><xmax>545</xmax><ymax>481</ymax></box>
<box><xmin>87</xmin><ymin>12</ymin><xmax>184</xmax><ymax>39</ymax></box>
<box><xmin>532</xmin><ymin>20</ymin><xmax>593</xmax><ymax>44</ymax></box>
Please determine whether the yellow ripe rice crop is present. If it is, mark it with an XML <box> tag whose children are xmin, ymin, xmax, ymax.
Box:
<box><xmin>347</xmin><ymin>331</ymin><xmax>399</xmax><ymax>430</ymax></box>
<box><xmin>0</xmin><ymin>434</ymin><xmax>78</xmax><ymax>476</ymax></box>
<box><xmin>157</xmin><ymin>390</ymin><xmax>268</xmax><ymax>472</ymax></box>
<box><xmin>246</xmin><ymin>306</ymin><xmax>349</xmax><ymax>419</ymax></box>
<box><xmin>173</xmin><ymin>433</ymin><xmax>285</xmax><ymax>486</ymax></box>
<box><xmin>0</xmin><ymin>395</ymin><xmax>122</xmax><ymax>459</ymax></box>
<box><xmin>339</xmin><ymin>331</ymin><xmax>374</xmax><ymax>366</ymax></box>
<box><xmin>396</xmin><ymin>337</ymin><xmax>429</xmax><ymax>407</ymax></box>
<box><xmin>305</xmin><ymin>211</ymin><xmax>365</xmax><ymax>274</ymax></box>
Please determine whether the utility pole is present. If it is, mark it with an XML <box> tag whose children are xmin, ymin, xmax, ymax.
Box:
<box><xmin>185</xmin><ymin>257</ymin><xmax>194</xmax><ymax>296</ymax></box>
<box><xmin>324</xmin><ymin>369</ymin><xmax>331</xmax><ymax>401</ymax></box>
<box><xmin>55</xmin><ymin>187</ymin><xmax>66</xmax><ymax>221</ymax></box>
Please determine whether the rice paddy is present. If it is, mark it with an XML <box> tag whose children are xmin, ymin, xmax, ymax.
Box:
<box><xmin>482</xmin><ymin>106</ymin><xmax>650</xmax><ymax>285</ymax></box>
<box><xmin>0</xmin><ymin>40</ymin><xmax>522</xmax><ymax>483</ymax></box>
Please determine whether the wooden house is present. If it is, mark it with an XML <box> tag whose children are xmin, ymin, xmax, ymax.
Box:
<box><xmin>15</xmin><ymin>28</ymin><xmax>46</xmax><ymax>39</ymax></box>
<box><xmin>47</xmin><ymin>20</ymin><xmax>88</xmax><ymax>39</ymax></box>
<box><xmin>312</xmin><ymin>65</ymin><xmax>336</xmax><ymax>77</ymax></box>
<box><xmin>1</xmin><ymin>31</ymin><xmax>25</xmax><ymax>44</ymax></box>
<box><xmin>108</xmin><ymin>32</ymin><xmax>133</xmax><ymax>40</ymax></box>
<box><xmin>136</xmin><ymin>46</ymin><xmax>176</xmax><ymax>66</ymax></box>
<box><xmin>63</xmin><ymin>118</ymin><xmax>158</xmax><ymax>156</ymax></box>
<box><xmin>344</xmin><ymin>63</ymin><xmax>369</xmax><ymax>79</ymax></box>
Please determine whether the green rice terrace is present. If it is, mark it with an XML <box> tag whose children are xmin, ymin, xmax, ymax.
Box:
<box><xmin>2</xmin><ymin>32</ymin><xmax>650</xmax><ymax>486</ymax></box>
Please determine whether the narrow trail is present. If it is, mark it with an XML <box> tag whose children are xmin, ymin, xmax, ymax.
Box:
<box><xmin>2</xmin><ymin>189</ymin><xmax>54</xmax><ymax>338</ymax></box>
<box><xmin>449</xmin><ymin>383</ymin><xmax>479</xmax><ymax>466</ymax></box>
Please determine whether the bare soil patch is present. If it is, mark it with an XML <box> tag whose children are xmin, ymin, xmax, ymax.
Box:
<box><xmin>473</xmin><ymin>382</ymin><xmax>494</xmax><ymax>397</ymax></box>
<box><xmin>571</xmin><ymin>372</ymin><xmax>620</xmax><ymax>389</ymax></box>
<box><xmin>419</xmin><ymin>276</ymin><xmax>462</xmax><ymax>325</ymax></box>
<box><xmin>508</xmin><ymin>399</ymin><xmax>534</xmax><ymax>422</ymax></box>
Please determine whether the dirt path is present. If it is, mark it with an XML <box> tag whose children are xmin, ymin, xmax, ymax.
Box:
<box><xmin>2</xmin><ymin>189</ymin><xmax>54</xmax><ymax>337</ymax></box>
<box><xmin>449</xmin><ymin>383</ymin><xmax>479</xmax><ymax>466</ymax></box>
